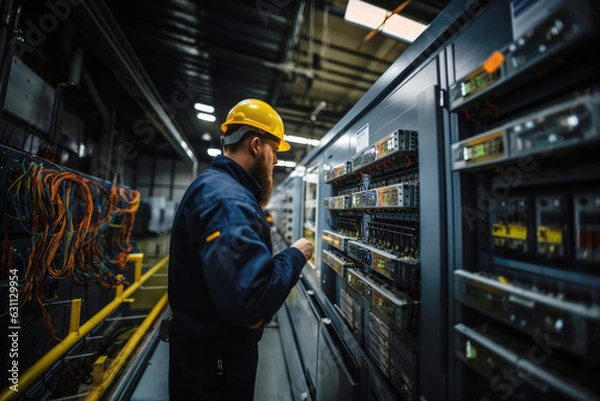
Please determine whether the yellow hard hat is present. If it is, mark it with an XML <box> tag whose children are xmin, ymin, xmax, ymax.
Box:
<box><xmin>220</xmin><ymin>98</ymin><xmax>291</xmax><ymax>152</ymax></box>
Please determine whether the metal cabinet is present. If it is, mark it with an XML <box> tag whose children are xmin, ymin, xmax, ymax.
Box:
<box><xmin>316</xmin><ymin>321</ymin><xmax>360</xmax><ymax>401</ymax></box>
<box><xmin>286</xmin><ymin>280</ymin><xmax>321</xmax><ymax>396</ymax></box>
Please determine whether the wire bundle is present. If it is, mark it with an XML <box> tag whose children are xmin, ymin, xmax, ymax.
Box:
<box><xmin>80</xmin><ymin>183</ymin><xmax>140</xmax><ymax>286</ymax></box>
<box><xmin>6</xmin><ymin>161</ymin><xmax>140</xmax><ymax>334</ymax></box>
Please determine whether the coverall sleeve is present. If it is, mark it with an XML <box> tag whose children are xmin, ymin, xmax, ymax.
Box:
<box><xmin>197</xmin><ymin>199</ymin><xmax>306</xmax><ymax>327</ymax></box>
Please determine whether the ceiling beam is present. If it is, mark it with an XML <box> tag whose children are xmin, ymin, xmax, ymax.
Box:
<box><xmin>270</xmin><ymin>0</ymin><xmax>307</xmax><ymax>105</ymax></box>
<box><xmin>299</xmin><ymin>34</ymin><xmax>401</xmax><ymax>66</ymax></box>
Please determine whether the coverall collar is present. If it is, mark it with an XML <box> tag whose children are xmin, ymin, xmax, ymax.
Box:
<box><xmin>211</xmin><ymin>155</ymin><xmax>263</xmax><ymax>201</ymax></box>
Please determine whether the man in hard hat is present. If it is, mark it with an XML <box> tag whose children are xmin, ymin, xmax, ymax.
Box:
<box><xmin>168</xmin><ymin>98</ymin><xmax>312</xmax><ymax>400</ymax></box>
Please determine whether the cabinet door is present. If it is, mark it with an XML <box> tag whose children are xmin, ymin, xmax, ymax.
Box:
<box><xmin>288</xmin><ymin>282</ymin><xmax>320</xmax><ymax>392</ymax></box>
<box><xmin>316</xmin><ymin>322</ymin><xmax>360</xmax><ymax>401</ymax></box>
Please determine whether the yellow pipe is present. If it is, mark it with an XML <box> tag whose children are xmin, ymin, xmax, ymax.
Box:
<box><xmin>0</xmin><ymin>254</ymin><xmax>169</xmax><ymax>401</ymax></box>
<box><xmin>115</xmin><ymin>275</ymin><xmax>124</xmax><ymax>300</ymax></box>
<box><xmin>86</xmin><ymin>292</ymin><xmax>169</xmax><ymax>401</ymax></box>
<box><xmin>69</xmin><ymin>299</ymin><xmax>82</xmax><ymax>335</ymax></box>
<box><xmin>128</xmin><ymin>253</ymin><xmax>144</xmax><ymax>284</ymax></box>
<box><xmin>92</xmin><ymin>355</ymin><xmax>108</xmax><ymax>387</ymax></box>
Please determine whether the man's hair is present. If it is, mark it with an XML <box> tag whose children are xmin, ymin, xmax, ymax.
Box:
<box><xmin>223</xmin><ymin>124</ymin><xmax>260</xmax><ymax>153</ymax></box>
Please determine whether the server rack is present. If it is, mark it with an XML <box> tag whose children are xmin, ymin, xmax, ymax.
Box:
<box><xmin>269</xmin><ymin>176</ymin><xmax>303</xmax><ymax>245</ymax></box>
<box><xmin>273</xmin><ymin>28</ymin><xmax>453</xmax><ymax>401</ymax></box>
<box><xmin>269</xmin><ymin>0</ymin><xmax>599</xmax><ymax>400</ymax></box>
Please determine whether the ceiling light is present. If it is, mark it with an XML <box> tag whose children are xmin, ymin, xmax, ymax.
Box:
<box><xmin>276</xmin><ymin>160</ymin><xmax>297</xmax><ymax>168</ymax></box>
<box><xmin>284</xmin><ymin>135</ymin><xmax>320</xmax><ymax>146</ymax></box>
<box><xmin>310</xmin><ymin>101</ymin><xmax>327</xmax><ymax>122</ymax></box>
<box><xmin>344</xmin><ymin>0</ymin><xmax>428</xmax><ymax>43</ymax></box>
<box><xmin>197</xmin><ymin>112</ymin><xmax>216</xmax><ymax>122</ymax></box>
<box><xmin>194</xmin><ymin>103</ymin><xmax>215</xmax><ymax>113</ymax></box>
<box><xmin>290</xmin><ymin>166</ymin><xmax>307</xmax><ymax>177</ymax></box>
<box><xmin>207</xmin><ymin>148</ymin><xmax>222</xmax><ymax>157</ymax></box>
<box><xmin>201</xmin><ymin>132</ymin><xmax>213</xmax><ymax>141</ymax></box>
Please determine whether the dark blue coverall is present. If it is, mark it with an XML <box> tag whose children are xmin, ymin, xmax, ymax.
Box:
<box><xmin>168</xmin><ymin>155</ymin><xmax>306</xmax><ymax>400</ymax></box>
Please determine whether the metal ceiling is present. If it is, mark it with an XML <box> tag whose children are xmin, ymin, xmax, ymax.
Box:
<box><xmin>102</xmin><ymin>0</ymin><xmax>449</xmax><ymax>167</ymax></box>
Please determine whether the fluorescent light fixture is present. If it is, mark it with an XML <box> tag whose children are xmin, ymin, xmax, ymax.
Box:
<box><xmin>201</xmin><ymin>132</ymin><xmax>213</xmax><ymax>141</ymax></box>
<box><xmin>207</xmin><ymin>148</ymin><xmax>222</xmax><ymax>157</ymax></box>
<box><xmin>276</xmin><ymin>160</ymin><xmax>297</xmax><ymax>168</ymax></box>
<box><xmin>344</xmin><ymin>0</ymin><xmax>428</xmax><ymax>43</ymax></box>
<box><xmin>197</xmin><ymin>112</ymin><xmax>216</xmax><ymax>122</ymax></box>
<box><xmin>284</xmin><ymin>135</ymin><xmax>320</xmax><ymax>146</ymax></box>
<box><xmin>290</xmin><ymin>166</ymin><xmax>307</xmax><ymax>177</ymax></box>
<box><xmin>194</xmin><ymin>103</ymin><xmax>215</xmax><ymax>113</ymax></box>
<box><xmin>310</xmin><ymin>101</ymin><xmax>327</xmax><ymax>121</ymax></box>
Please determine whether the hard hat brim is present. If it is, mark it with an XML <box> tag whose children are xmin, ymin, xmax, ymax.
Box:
<box><xmin>278</xmin><ymin>140</ymin><xmax>291</xmax><ymax>152</ymax></box>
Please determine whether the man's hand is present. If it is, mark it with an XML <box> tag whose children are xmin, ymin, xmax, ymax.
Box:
<box><xmin>291</xmin><ymin>238</ymin><xmax>313</xmax><ymax>261</ymax></box>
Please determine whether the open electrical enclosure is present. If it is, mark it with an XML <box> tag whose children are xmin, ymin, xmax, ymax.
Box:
<box><xmin>0</xmin><ymin>1</ymin><xmax>194</xmax><ymax>399</ymax></box>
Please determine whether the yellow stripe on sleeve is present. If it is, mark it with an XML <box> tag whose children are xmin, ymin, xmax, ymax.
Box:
<box><xmin>206</xmin><ymin>231</ymin><xmax>221</xmax><ymax>243</ymax></box>
<box><xmin>247</xmin><ymin>319</ymin><xmax>264</xmax><ymax>329</ymax></box>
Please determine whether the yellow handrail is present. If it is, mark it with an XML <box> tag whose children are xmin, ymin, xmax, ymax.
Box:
<box><xmin>85</xmin><ymin>292</ymin><xmax>169</xmax><ymax>400</ymax></box>
<box><xmin>0</xmin><ymin>253</ymin><xmax>169</xmax><ymax>401</ymax></box>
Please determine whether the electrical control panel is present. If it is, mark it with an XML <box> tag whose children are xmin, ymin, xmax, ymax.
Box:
<box><xmin>452</xmin><ymin>129</ymin><xmax>507</xmax><ymax>171</ymax></box>
<box><xmin>454</xmin><ymin>270</ymin><xmax>600</xmax><ymax>359</ymax></box>
<box><xmin>340</xmin><ymin>286</ymin><xmax>365</xmax><ymax>343</ymax></box>
<box><xmin>450</xmin><ymin>0</ymin><xmax>597</xmax><ymax>111</ymax></box>
<box><xmin>322</xmin><ymin>249</ymin><xmax>358</xmax><ymax>277</ymax></box>
<box><xmin>319</xmin><ymin>120</ymin><xmax>421</xmax><ymax>400</ymax></box>
<box><xmin>346</xmin><ymin>268</ymin><xmax>374</xmax><ymax>302</ymax></box>
<box><xmin>351</xmin><ymin>145</ymin><xmax>377</xmax><ymax>172</ymax></box>
<box><xmin>455</xmin><ymin>323</ymin><xmax>600</xmax><ymax>401</ymax></box>
<box><xmin>324</xmin><ymin>195</ymin><xmax>351</xmax><ymax>210</ymax></box>
<box><xmin>452</xmin><ymin>90</ymin><xmax>600</xmax><ymax>171</ymax></box>
<box><xmin>574</xmin><ymin>193</ymin><xmax>600</xmax><ymax>263</ymax></box>
<box><xmin>269</xmin><ymin>177</ymin><xmax>303</xmax><ymax>245</ymax></box>
<box><xmin>325</xmin><ymin>161</ymin><xmax>353</xmax><ymax>183</ymax></box>
<box><xmin>322</xmin><ymin>229</ymin><xmax>353</xmax><ymax>252</ymax></box>
<box><xmin>490</xmin><ymin>196</ymin><xmax>530</xmax><ymax>254</ymax></box>
<box><xmin>449</xmin><ymin>1</ymin><xmax>600</xmax><ymax>399</ymax></box>
<box><xmin>369</xmin><ymin>311</ymin><xmax>418</xmax><ymax>400</ymax></box>
<box><xmin>347</xmin><ymin>240</ymin><xmax>419</xmax><ymax>291</ymax></box>
<box><xmin>269</xmin><ymin>1</ymin><xmax>600</xmax><ymax>400</ymax></box>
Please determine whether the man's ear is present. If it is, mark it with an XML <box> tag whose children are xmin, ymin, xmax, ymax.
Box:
<box><xmin>249</xmin><ymin>136</ymin><xmax>261</xmax><ymax>157</ymax></box>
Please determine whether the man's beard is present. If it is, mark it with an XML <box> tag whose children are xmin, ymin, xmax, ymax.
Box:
<box><xmin>249</xmin><ymin>151</ymin><xmax>274</xmax><ymax>207</ymax></box>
